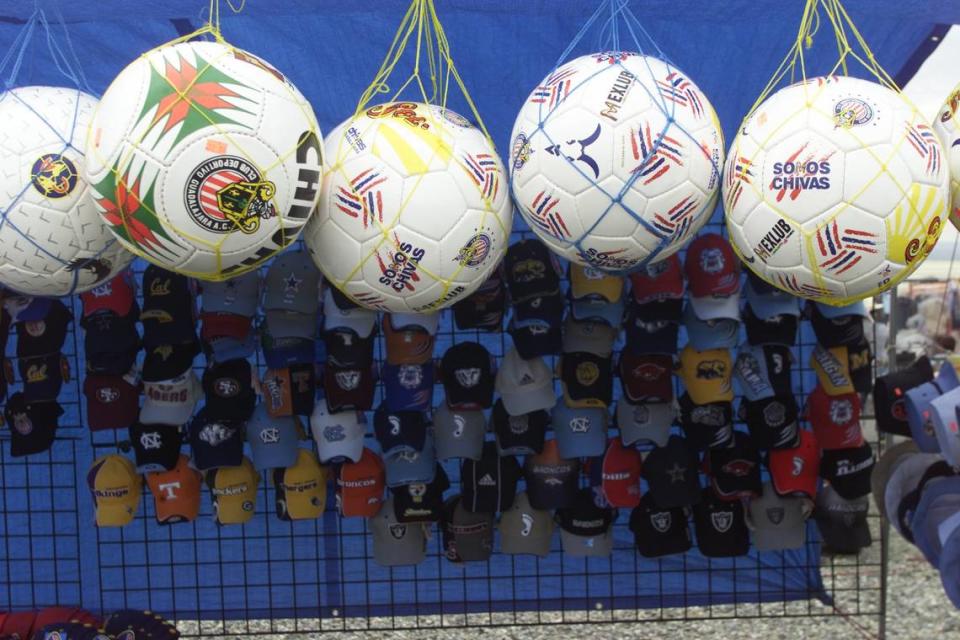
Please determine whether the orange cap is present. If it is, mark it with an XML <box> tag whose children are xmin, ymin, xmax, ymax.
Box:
<box><xmin>383</xmin><ymin>316</ymin><xmax>434</xmax><ymax>365</ymax></box>
<box><xmin>146</xmin><ymin>454</ymin><xmax>202</xmax><ymax>524</ymax></box>
<box><xmin>337</xmin><ymin>447</ymin><xmax>386</xmax><ymax>517</ymax></box>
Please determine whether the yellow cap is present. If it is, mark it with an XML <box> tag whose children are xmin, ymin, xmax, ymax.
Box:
<box><xmin>88</xmin><ymin>454</ymin><xmax>142</xmax><ymax>527</ymax></box>
<box><xmin>274</xmin><ymin>449</ymin><xmax>327</xmax><ymax>520</ymax></box>
<box><xmin>810</xmin><ymin>345</ymin><xmax>854</xmax><ymax>395</ymax></box>
<box><xmin>569</xmin><ymin>264</ymin><xmax>623</xmax><ymax>303</ymax></box>
<box><xmin>206</xmin><ymin>456</ymin><xmax>259</xmax><ymax>525</ymax></box>
<box><xmin>678</xmin><ymin>345</ymin><xmax>733</xmax><ymax>404</ymax></box>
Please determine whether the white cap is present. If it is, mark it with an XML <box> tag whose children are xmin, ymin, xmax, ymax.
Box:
<box><xmin>322</xmin><ymin>288</ymin><xmax>377</xmax><ymax>337</ymax></box>
<box><xmin>495</xmin><ymin>348</ymin><xmax>556</xmax><ymax>416</ymax></box>
<box><xmin>310</xmin><ymin>402</ymin><xmax>366</xmax><ymax>463</ymax></box>
<box><xmin>139</xmin><ymin>371</ymin><xmax>201</xmax><ymax>425</ymax></box>
<box><xmin>389</xmin><ymin>310</ymin><xmax>440</xmax><ymax>335</ymax></box>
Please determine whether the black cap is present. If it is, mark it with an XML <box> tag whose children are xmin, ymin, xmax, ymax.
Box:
<box><xmin>809</xmin><ymin>304</ymin><xmax>866</xmax><ymax>348</ymax></box>
<box><xmin>743</xmin><ymin>304</ymin><xmax>798</xmax><ymax>347</ymax></box>
<box><xmin>202</xmin><ymin>358</ymin><xmax>256</xmax><ymax>421</ymax></box>
<box><xmin>692</xmin><ymin>487</ymin><xmax>750</xmax><ymax>557</ymax></box>
<box><xmin>873</xmin><ymin>356</ymin><xmax>934</xmax><ymax>436</ymax></box>
<box><xmin>560</xmin><ymin>352</ymin><xmax>613</xmax><ymax>408</ymax></box>
<box><xmin>287</xmin><ymin>362</ymin><xmax>317</xmax><ymax>416</ymax></box>
<box><xmin>504</xmin><ymin>239</ymin><xmax>561</xmax><ymax>303</ymax></box>
<box><xmin>129</xmin><ymin>422</ymin><xmax>183</xmax><ymax>473</ymax></box>
<box><xmin>452</xmin><ymin>273</ymin><xmax>505</xmax><ymax>331</ymax></box>
<box><xmin>440</xmin><ymin>342</ymin><xmax>494</xmax><ymax>409</ymax></box>
<box><xmin>373</xmin><ymin>404</ymin><xmax>427</xmax><ymax>458</ymax></box>
<box><xmin>744</xmin><ymin>344</ymin><xmax>793</xmax><ymax>396</ymax></box>
<box><xmin>82</xmin><ymin>311</ymin><xmax>141</xmax><ymax>376</ymax></box>
<box><xmin>391</xmin><ymin>464</ymin><xmax>450</xmax><ymax>523</ymax></box>
<box><xmin>623</xmin><ymin>303</ymin><xmax>679</xmax><ymax>355</ymax></box>
<box><xmin>629</xmin><ymin>492</ymin><xmax>692</xmax><ymax>558</ymax></box>
<box><xmin>704</xmin><ymin>430</ymin><xmax>762</xmax><ymax>500</ymax></box>
<box><xmin>324</xmin><ymin>328</ymin><xmax>375</xmax><ymax>368</ymax></box>
<box><xmin>507</xmin><ymin>292</ymin><xmax>564</xmax><ymax>359</ymax></box>
<box><xmin>555</xmin><ymin>487</ymin><xmax>616</xmax><ymax>537</ymax></box>
<box><xmin>141</xmin><ymin>265</ymin><xmax>197</xmax><ymax>348</ymax></box>
<box><xmin>460</xmin><ymin>441</ymin><xmax>520</xmax><ymax>513</ymax></box>
<box><xmin>142</xmin><ymin>343</ymin><xmax>198</xmax><ymax>383</ymax></box>
<box><xmin>188</xmin><ymin>407</ymin><xmax>245</xmax><ymax>471</ymax></box>
<box><xmin>814</xmin><ymin>484</ymin><xmax>871</xmax><ymax>554</ymax></box>
<box><xmin>820</xmin><ymin>441</ymin><xmax>875</xmax><ymax>500</ymax></box>
<box><xmin>641</xmin><ymin>435</ymin><xmax>702</xmax><ymax>509</ymax></box>
<box><xmin>15</xmin><ymin>299</ymin><xmax>72</xmax><ymax>358</ymax></box>
<box><xmin>677</xmin><ymin>393</ymin><xmax>733</xmax><ymax>451</ymax></box>
<box><xmin>3</xmin><ymin>392</ymin><xmax>62</xmax><ymax>457</ymax></box>
<box><xmin>18</xmin><ymin>352</ymin><xmax>65</xmax><ymax>402</ymax></box>
<box><xmin>524</xmin><ymin>442</ymin><xmax>580</xmax><ymax>510</ymax></box>
<box><xmin>740</xmin><ymin>395</ymin><xmax>800</xmax><ymax>450</ymax></box>
<box><xmin>326</xmin><ymin>281</ymin><xmax>359</xmax><ymax>310</ymax></box>
<box><xmin>492</xmin><ymin>399</ymin><xmax>547</xmax><ymax>455</ymax></box>
<box><xmin>846</xmin><ymin>337</ymin><xmax>873</xmax><ymax>396</ymax></box>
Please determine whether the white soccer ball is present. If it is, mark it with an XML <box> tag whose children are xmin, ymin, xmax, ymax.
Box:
<box><xmin>304</xmin><ymin>101</ymin><xmax>512</xmax><ymax>312</ymax></box>
<box><xmin>509</xmin><ymin>52</ymin><xmax>724</xmax><ymax>272</ymax></box>
<box><xmin>724</xmin><ymin>76</ymin><xmax>949</xmax><ymax>305</ymax></box>
<box><xmin>932</xmin><ymin>86</ymin><xmax>960</xmax><ymax>231</ymax></box>
<box><xmin>84</xmin><ymin>41</ymin><xmax>323</xmax><ymax>281</ymax></box>
<box><xmin>0</xmin><ymin>86</ymin><xmax>134</xmax><ymax>296</ymax></box>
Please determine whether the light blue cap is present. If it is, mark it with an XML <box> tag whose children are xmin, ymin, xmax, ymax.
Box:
<box><xmin>551</xmin><ymin>402</ymin><xmax>608</xmax><ymax>459</ymax></box>
<box><xmin>246</xmin><ymin>403</ymin><xmax>301</xmax><ymax>470</ymax></box>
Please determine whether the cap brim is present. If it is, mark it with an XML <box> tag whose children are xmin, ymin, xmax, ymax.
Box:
<box><xmin>318</xmin><ymin>440</ymin><xmax>364</xmax><ymax>464</ymax></box>
<box><xmin>815</xmin><ymin>300</ymin><xmax>867</xmax><ymax>318</ymax></box>
<box><xmin>139</xmin><ymin>400</ymin><xmax>197</xmax><ymax>426</ymax></box>
<box><xmin>559</xmin><ymin>528</ymin><xmax>613</xmax><ymax>556</ymax></box>
<box><xmin>265</xmin><ymin>311</ymin><xmax>317</xmax><ymax>339</ymax></box>
<box><xmin>689</xmin><ymin>294</ymin><xmax>741</xmax><ymax>321</ymax></box>
<box><xmin>500</xmin><ymin>385</ymin><xmax>556</xmax><ymax>416</ymax></box>
<box><xmin>753</xmin><ymin>524</ymin><xmax>806</xmax><ymax>551</ymax></box>
<box><xmin>390</xmin><ymin>312</ymin><xmax>439</xmax><ymax>335</ymax></box>
<box><xmin>571</xmin><ymin>299</ymin><xmax>624</xmax><ymax>327</ymax></box>
<box><xmin>617</xmin><ymin>401</ymin><xmax>673</xmax><ymax>447</ymax></box>
<box><xmin>870</xmin><ymin>440</ymin><xmax>920</xmax><ymax>518</ymax></box>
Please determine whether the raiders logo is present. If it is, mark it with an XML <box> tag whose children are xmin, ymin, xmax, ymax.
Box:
<box><xmin>711</xmin><ymin>511</ymin><xmax>733</xmax><ymax>533</ymax></box>
<box><xmin>389</xmin><ymin>523</ymin><xmax>407</xmax><ymax>539</ymax></box>
<box><xmin>455</xmin><ymin>367</ymin><xmax>481</xmax><ymax>388</ymax></box>
<box><xmin>650</xmin><ymin>511</ymin><xmax>672</xmax><ymax>533</ymax></box>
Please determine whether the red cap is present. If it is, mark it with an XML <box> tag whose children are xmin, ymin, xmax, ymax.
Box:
<box><xmin>83</xmin><ymin>372</ymin><xmax>140</xmax><ymax>431</ymax></box>
<box><xmin>31</xmin><ymin>607</ymin><xmax>96</xmax><ymax>633</ymax></box>
<box><xmin>768</xmin><ymin>429</ymin><xmax>820</xmax><ymax>498</ymax></box>
<box><xmin>684</xmin><ymin>233</ymin><xmax>740</xmax><ymax>298</ymax></box>
<box><xmin>201</xmin><ymin>312</ymin><xmax>253</xmax><ymax>341</ymax></box>
<box><xmin>337</xmin><ymin>447</ymin><xmax>386</xmax><ymax>517</ymax></box>
<box><xmin>629</xmin><ymin>254</ymin><xmax>684</xmax><ymax>303</ymax></box>
<box><xmin>1</xmin><ymin>611</ymin><xmax>37</xmax><ymax>638</ymax></box>
<box><xmin>618</xmin><ymin>352</ymin><xmax>674</xmax><ymax>402</ymax></box>
<box><xmin>601</xmin><ymin>438</ymin><xmax>642</xmax><ymax>507</ymax></box>
<box><xmin>80</xmin><ymin>271</ymin><xmax>136</xmax><ymax>318</ymax></box>
<box><xmin>806</xmin><ymin>384</ymin><xmax>864</xmax><ymax>450</ymax></box>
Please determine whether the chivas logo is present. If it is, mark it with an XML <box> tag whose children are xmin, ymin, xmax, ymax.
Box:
<box><xmin>833</xmin><ymin>97</ymin><xmax>874</xmax><ymax>128</ymax></box>
<box><xmin>31</xmin><ymin>153</ymin><xmax>78</xmax><ymax>197</ymax></box>
<box><xmin>184</xmin><ymin>155</ymin><xmax>277</xmax><ymax>234</ymax></box>
<box><xmin>455</xmin><ymin>233</ymin><xmax>492</xmax><ymax>267</ymax></box>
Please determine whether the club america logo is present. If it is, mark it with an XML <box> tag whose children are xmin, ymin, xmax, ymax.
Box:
<box><xmin>512</xmin><ymin>132</ymin><xmax>531</xmax><ymax>170</ymax></box>
<box><xmin>183</xmin><ymin>155</ymin><xmax>277</xmax><ymax>234</ymax></box>
<box><xmin>31</xmin><ymin>153</ymin><xmax>78</xmax><ymax>197</ymax></box>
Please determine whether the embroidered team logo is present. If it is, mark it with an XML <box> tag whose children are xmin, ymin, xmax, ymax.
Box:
<box><xmin>24</xmin><ymin>320</ymin><xmax>46</xmax><ymax>337</ymax></box>
<box><xmin>323</xmin><ymin>425</ymin><xmax>345</xmax><ymax>442</ymax></box>
<box><xmin>455</xmin><ymin>367</ymin><xmax>481</xmax><ymax>388</ymax></box>
<box><xmin>259</xmin><ymin>427</ymin><xmax>280</xmax><ymax>444</ymax></box>
<box><xmin>388</xmin><ymin>415</ymin><xmax>402</xmax><ymax>436</ymax></box>
<box><xmin>215</xmin><ymin>378</ymin><xmax>240</xmax><ymax>397</ymax></box>
<box><xmin>199</xmin><ymin>422</ymin><xmax>236</xmax><ymax>446</ymax></box>
<box><xmin>31</xmin><ymin>153</ymin><xmax>78</xmax><ymax>197</ymax></box>
<box><xmin>97</xmin><ymin>387</ymin><xmax>121</xmax><ymax>403</ymax></box>
<box><xmin>767</xmin><ymin>507</ymin><xmax>785</xmax><ymax>525</ymax></box>
<box><xmin>452</xmin><ymin>414</ymin><xmax>466</xmax><ymax>438</ymax></box>
<box><xmin>792</xmin><ymin>456</ymin><xmax>804</xmax><ymax>476</ymax></box>
<box><xmin>650</xmin><ymin>511</ymin><xmax>672</xmax><ymax>533</ymax></box>
<box><xmin>520</xmin><ymin>513</ymin><xmax>534</xmax><ymax>536</ymax></box>
<box><xmin>389</xmin><ymin>523</ymin><xmax>407</xmax><ymax>539</ymax></box>
<box><xmin>699</xmin><ymin>247</ymin><xmax>725</xmax><ymax>273</ymax></box>
<box><xmin>398</xmin><ymin>364</ymin><xmax>423</xmax><ymax>389</ymax></box>
<box><xmin>12</xmin><ymin>411</ymin><xmax>32</xmax><ymax>435</ymax></box>
<box><xmin>711</xmin><ymin>511</ymin><xmax>733</xmax><ymax>533</ymax></box>
<box><xmin>335</xmin><ymin>370</ymin><xmax>360</xmax><ymax>390</ymax></box>
<box><xmin>569</xmin><ymin>417</ymin><xmax>591</xmax><ymax>433</ymax></box>
<box><xmin>829</xmin><ymin>398</ymin><xmax>854</xmax><ymax>425</ymax></box>
<box><xmin>575</xmin><ymin>361</ymin><xmax>600</xmax><ymax>385</ymax></box>
<box><xmin>184</xmin><ymin>155</ymin><xmax>277</xmax><ymax>234</ymax></box>
<box><xmin>511</xmin><ymin>132</ymin><xmax>532</xmax><ymax>171</ymax></box>
<box><xmin>140</xmin><ymin>431</ymin><xmax>163</xmax><ymax>450</ymax></box>
<box><xmin>508</xmin><ymin>414</ymin><xmax>529</xmax><ymax>435</ymax></box>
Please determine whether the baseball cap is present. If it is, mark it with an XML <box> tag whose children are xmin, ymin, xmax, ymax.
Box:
<box><xmin>82</xmin><ymin>310</ymin><xmax>140</xmax><ymax>375</ymax></box>
<box><xmin>274</xmin><ymin>448</ymin><xmax>327</xmax><ymax>521</ymax></box>
<box><xmin>618</xmin><ymin>352</ymin><xmax>674</xmax><ymax>403</ymax></box>
<box><xmin>15</xmin><ymin>299</ymin><xmax>71</xmax><ymax>357</ymax></box>
<box><xmin>140</xmin><ymin>370</ymin><xmax>201</xmax><ymax>426</ymax></box>
<box><xmin>807</xmin><ymin>385</ymin><xmax>864</xmax><ymax>450</ymax></box>
<box><xmin>392</xmin><ymin>465</ymin><xmax>450</xmax><ymax>523</ymax></box>
<box><xmin>809</xmin><ymin>303</ymin><xmax>867</xmax><ymax>348</ymax></box>
<box><xmin>433</xmin><ymin>402</ymin><xmax>486</xmax><ymax>460</ymax></box>
<box><xmin>337</xmin><ymin>447</ymin><xmax>386</xmax><ymax>517</ymax></box>
<box><xmin>201</xmin><ymin>270</ymin><xmax>259</xmax><ymax>317</ymax></box>
<box><xmin>556</xmin><ymin>488</ymin><xmax>616</xmax><ymax>557</ymax></box>
<box><xmin>263</xmin><ymin>250</ymin><xmax>320</xmax><ymax>313</ymax></box>
<box><xmin>745</xmin><ymin>482</ymin><xmax>811</xmax><ymax>551</ymax></box>
<box><xmin>571</xmin><ymin>295</ymin><xmax>625</xmax><ymax>328</ymax></box>
<box><xmin>373</xmin><ymin>404</ymin><xmax>427</xmax><ymax>458</ymax></box>
<box><xmin>677</xmin><ymin>393</ymin><xmax>733</xmax><ymax>451</ymax></box>
<box><xmin>508</xmin><ymin>299</ymin><xmax>564</xmax><ymax>359</ymax></box>
<box><xmin>188</xmin><ymin>407</ymin><xmax>245</xmax><ymax>471</ymax></box>
<box><xmin>323</xmin><ymin>287</ymin><xmax>377</xmax><ymax>336</ymax></box>
<box><xmin>685</xmin><ymin>233</ymin><xmax>740</xmax><ymax>321</ymax></box>
<box><xmin>551</xmin><ymin>402</ymin><xmax>609</xmax><ymax>459</ymax></box>
<box><xmin>142</xmin><ymin>342</ymin><xmax>197</xmax><ymax>383</ymax></box>
<box><xmin>561</xmin><ymin>316</ymin><xmax>618</xmax><ymax>357</ymax></box>
<box><xmin>87</xmin><ymin>454</ymin><xmax>141</xmax><ymax>527</ymax></box>
<box><xmin>18</xmin><ymin>352</ymin><xmax>66</xmax><ymax>402</ymax></box>
<box><xmin>623</xmin><ymin>303</ymin><xmax>680</xmax><ymax>355</ymax></box>
<box><xmin>629</xmin><ymin>254</ymin><xmax>684</xmax><ymax>303</ymax></box>
<box><xmin>744</xmin><ymin>272</ymin><xmax>801</xmax><ymax>320</ymax></box>
<box><xmin>206</xmin><ymin>456</ymin><xmax>259</xmax><ymax>525</ymax></box>
<box><xmin>641</xmin><ymin>435</ymin><xmax>701</xmax><ymax>508</ymax></box>
<box><xmin>678</xmin><ymin>345</ymin><xmax>734</xmax><ymax>404</ymax></box>
<box><xmin>524</xmin><ymin>439</ymin><xmax>580</xmax><ymax>510</ymax></box>
<box><xmin>814</xmin><ymin>484</ymin><xmax>871</xmax><ymax>554</ymax></box>
<box><xmin>682</xmin><ymin>303</ymin><xmax>740</xmax><ymax>351</ymax></box>
<box><xmin>873</xmin><ymin>356</ymin><xmax>934</xmax><ymax>436</ymax></box>
<box><xmin>461</xmin><ymin>440</ymin><xmax>521</xmax><ymax>512</ymax></box>
<box><xmin>384</xmin><ymin>431</ymin><xmax>437</xmax><ymax>487</ymax></box>
<box><xmin>570</xmin><ymin>263</ymin><xmax>623</xmax><ymax>302</ymax></box>
<box><xmin>629</xmin><ymin>492</ymin><xmax>692</xmax><ymax>557</ymax></box>
<box><xmin>912</xmin><ymin>476</ymin><xmax>960</xmax><ymax>565</ymax></box>
<box><xmin>733</xmin><ymin>344</ymin><xmax>792</xmax><ymax>402</ymax></box>
<box><xmin>202</xmin><ymin>358</ymin><xmax>256</xmax><ymax>421</ymax></box>
<box><xmin>871</xmin><ymin>440</ymin><xmax>920</xmax><ymax>519</ymax></box>
<box><xmin>383</xmin><ymin>361</ymin><xmax>434</xmax><ymax>412</ymax></box>
<box><xmin>703</xmin><ymin>430</ymin><xmax>762</xmax><ymax>500</ymax></box>
<box><xmin>896</xmin><ymin>460</ymin><xmax>959</xmax><ymax>544</ymax></box>
<box><xmin>323</xmin><ymin>363</ymin><xmax>376</xmax><ymax>412</ymax></box>
<box><xmin>810</xmin><ymin>345</ymin><xmax>855</xmax><ymax>396</ymax></box>
<box><xmin>742</xmin><ymin>303</ymin><xmax>798</xmax><ymax>347</ymax></box>
<box><xmin>129</xmin><ymin>422</ymin><xmax>183</xmax><ymax>473</ymax></box>
<box><xmin>601</xmin><ymin>438</ymin><xmax>642</xmax><ymax>508</ymax></box>
<box><xmin>693</xmin><ymin>487</ymin><xmax>750</xmax><ymax>557</ymax></box>
<box><xmin>440</xmin><ymin>342</ymin><xmax>494</xmax><ymax>409</ymax></box>
<box><xmin>441</xmin><ymin>495</ymin><xmax>495</xmax><ymax>562</ymax></box>
<box><xmin>260</xmin><ymin>364</ymin><xmax>316</xmax><ymax>418</ymax></box>
<box><xmin>370</xmin><ymin>497</ymin><xmax>427</xmax><ymax>567</ymax></box>
<box><xmin>504</xmin><ymin>239</ymin><xmax>561</xmax><ymax>303</ymax></box>
<box><xmin>309</xmin><ymin>403</ymin><xmax>366</xmax><ymax>464</ymax></box>
<box><xmin>814</xmin><ymin>299</ymin><xmax>867</xmax><ymax>319</ymax></box>
<box><xmin>491</xmin><ymin>399</ymin><xmax>548</xmax><ymax>456</ymax></box>
<box><xmin>145</xmin><ymin>453</ymin><xmax>202</xmax><ymax>524</ymax></box>
<box><xmin>740</xmin><ymin>395</ymin><xmax>800</xmax><ymax>450</ymax></box>
<box><xmin>560</xmin><ymin>351</ymin><xmax>613</xmax><ymax>409</ymax></box>
<box><xmin>140</xmin><ymin>265</ymin><xmax>196</xmax><ymax>347</ymax></box>
<box><xmin>246</xmin><ymin>403</ymin><xmax>302</xmax><ymax>470</ymax></box>
<box><xmin>261</xmin><ymin>332</ymin><xmax>314</xmax><ymax>369</ymax></box>
<box><xmin>453</xmin><ymin>271</ymin><xmax>506</xmax><ymax>331</ymax></box>
<box><xmin>906</xmin><ymin>361</ymin><xmax>960</xmax><ymax>453</ymax></box>
<box><xmin>820</xmin><ymin>441</ymin><xmax>875</xmax><ymax>499</ymax></box>
<box><xmin>84</xmin><ymin>371</ymin><xmax>140</xmax><ymax>431</ymax></box>
<box><xmin>616</xmin><ymin>399</ymin><xmax>675</xmax><ymax>447</ymax></box>
<box><xmin>930</xmin><ymin>386</ymin><xmax>960</xmax><ymax>467</ymax></box>
<box><xmin>498</xmin><ymin>491</ymin><xmax>555</xmax><ymax>557</ymax></box>
<box><xmin>389</xmin><ymin>310</ymin><xmax>440</xmax><ymax>335</ymax></box>
<box><xmin>200</xmin><ymin>311</ymin><xmax>253</xmax><ymax>343</ymax></box>
<box><xmin>847</xmin><ymin>338</ymin><xmax>873</xmax><ymax>395</ymax></box>
<box><xmin>768</xmin><ymin>429</ymin><xmax>820</xmax><ymax>498</ymax></box>
<box><xmin>81</xmin><ymin>270</ymin><xmax>136</xmax><ymax>317</ymax></box>
<box><xmin>382</xmin><ymin>316</ymin><xmax>434</xmax><ymax>365</ymax></box>
<box><xmin>495</xmin><ymin>348</ymin><xmax>556</xmax><ymax>416</ymax></box>
<box><xmin>3</xmin><ymin>393</ymin><xmax>63</xmax><ymax>457</ymax></box>
<box><xmin>883</xmin><ymin>451</ymin><xmax>943</xmax><ymax>537</ymax></box>
<box><xmin>102</xmin><ymin>610</ymin><xmax>177</xmax><ymax>639</ymax></box>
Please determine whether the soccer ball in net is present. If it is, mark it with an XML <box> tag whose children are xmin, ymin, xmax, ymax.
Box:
<box><xmin>0</xmin><ymin>86</ymin><xmax>134</xmax><ymax>296</ymax></box>
<box><xmin>304</xmin><ymin>102</ymin><xmax>512</xmax><ymax>312</ymax></box>
<box><xmin>84</xmin><ymin>40</ymin><xmax>323</xmax><ymax>281</ymax></box>
<box><xmin>509</xmin><ymin>52</ymin><xmax>724</xmax><ymax>273</ymax></box>
<box><xmin>932</xmin><ymin>86</ymin><xmax>960</xmax><ymax>230</ymax></box>
<box><xmin>724</xmin><ymin>76</ymin><xmax>949</xmax><ymax>305</ymax></box>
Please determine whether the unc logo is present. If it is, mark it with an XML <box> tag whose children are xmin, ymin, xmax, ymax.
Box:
<box><xmin>520</xmin><ymin>512</ymin><xmax>534</xmax><ymax>536</ymax></box>
<box><xmin>388</xmin><ymin>415</ymin><xmax>402</xmax><ymax>436</ymax></box>
<box><xmin>650</xmin><ymin>511</ymin><xmax>672</xmax><ymax>532</ymax></box>
<box><xmin>829</xmin><ymin>398</ymin><xmax>854</xmax><ymax>425</ymax></box>
<box><xmin>335</xmin><ymin>370</ymin><xmax>360</xmax><ymax>390</ymax></box>
<box><xmin>455</xmin><ymin>367</ymin><xmax>481</xmax><ymax>388</ymax></box>
<box><xmin>569</xmin><ymin>416</ymin><xmax>590</xmax><ymax>433</ymax></box>
<box><xmin>711</xmin><ymin>511</ymin><xmax>733</xmax><ymax>533</ymax></box>
<box><xmin>398</xmin><ymin>364</ymin><xmax>423</xmax><ymax>389</ymax></box>
<box><xmin>452</xmin><ymin>414</ymin><xmax>466</xmax><ymax>438</ymax></box>
<box><xmin>215</xmin><ymin>378</ymin><xmax>240</xmax><ymax>397</ymax></box>
<box><xmin>259</xmin><ymin>427</ymin><xmax>281</xmax><ymax>444</ymax></box>
<box><xmin>324</xmin><ymin>424</ymin><xmax>346</xmax><ymax>442</ymax></box>
<box><xmin>700</xmin><ymin>247</ymin><xmax>725</xmax><ymax>273</ymax></box>
<box><xmin>140</xmin><ymin>431</ymin><xmax>163</xmax><ymax>450</ymax></box>
<box><xmin>96</xmin><ymin>387</ymin><xmax>120</xmax><ymax>403</ymax></box>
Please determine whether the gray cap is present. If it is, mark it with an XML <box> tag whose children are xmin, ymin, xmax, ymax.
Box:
<box><xmin>616</xmin><ymin>400</ymin><xmax>674</xmax><ymax>447</ymax></box>
<box><xmin>202</xmin><ymin>271</ymin><xmax>260</xmax><ymax>317</ymax></box>
<box><xmin>498</xmin><ymin>491</ymin><xmax>555</xmax><ymax>557</ymax></box>
<box><xmin>883</xmin><ymin>452</ymin><xmax>943</xmax><ymax>537</ymax></box>
<box><xmin>370</xmin><ymin>497</ymin><xmax>427</xmax><ymax>566</ymax></box>
<box><xmin>870</xmin><ymin>440</ymin><xmax>919</xmax><ymax>518</ymax></box>
<box><xmin>562</xmin><ymin>316</ymin><xmax>618</xmax><ymax>357</ymax></box>
<box><xmin>447</xmin><ymin>497</ymin><xmax>494</xmax><ymax>562</ymax></box>
<box><xmin>384</xmin><ymin>430</ymin><xmax>437</xmax><ymax>487</ymax></box>
<box><xmin>433</xmin><ymin>402</ymin><xmax>485</xmax><ymax>461</ymax></box>
<box><xmin>746</xmin><ymin>482</ymin><xmax>811</xmax><ymax>551</ymax></box>
<box><xmin>494</xmin><ymin>348</ymin><xmax>556</xmax><ymax>416</ymax></box>
<box><xmin>263</xmin><ymin>251</ymin><xmax>321</xmax><ymax>314</ymax></box>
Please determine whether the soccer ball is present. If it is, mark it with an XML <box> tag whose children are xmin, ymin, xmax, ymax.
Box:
<box><xmin>304</xmin><ymin>102</ymin><xmax>512</xmax><ymax>312</ymax></box>
<box><xmin>0</xmin><ymin>86</ymin><xmax>134</xmax><ymax>296</ymax></box>
<box><xmin>509</xmin><ymin>52</ymin><xmax>724</xmax><ymax>273</ymax></box>
<box><xmin>932</xmin><ymin>86</ymin><xmax>960</xmax><ymax>230</ymax></box>
<box><xmin>724</xmin><ymin>76</ymin><xmax>949</xmax><ymax>305</ymax></box>
<box><xmin>84</xmin><ymin>40</ymin><xmax>323</xmax><ymax>281</ymax></box>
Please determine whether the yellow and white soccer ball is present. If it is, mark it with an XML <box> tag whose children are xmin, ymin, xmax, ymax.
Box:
<box><xmin>304</xmin><ymin>102</ymin><xmax>512</xmax><ymax>312</ymax></box>
<box><xmin>84</xmin><ymin>40</ymin><xmax>323</xmax><ymax>280</ymax></box>
<box><xmin>509</xmin><ymin>52</ymin><xmax>724</xmax><ymax>273</ymax></box>
<box><xmin>932</xmin><ymin>85</ymin><xmax>960</xmax><ymax>231</ymax></box>
<box><xmin>724</xmin><ymin>76</ymin><xmax>949</xmax><ymax>305</ymax></box>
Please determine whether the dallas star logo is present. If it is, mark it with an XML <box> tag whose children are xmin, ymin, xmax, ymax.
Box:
<box><xmin>284</xmin><ymin>273</ymin><xmax>302</xmax><ymax>294</ymax></box>
<box><xmin>666</xmin><ymin>462</ymin><xmax>687</xmax><ymax>484</ymax></box>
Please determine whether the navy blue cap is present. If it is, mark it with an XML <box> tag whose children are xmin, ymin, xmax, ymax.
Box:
<box><xmin>188</xmin><ymin>407</ymin><xmax>245</xmax><ymax>471</ymax></box>
<box><xmin>373</xmin><ymin>404</ymin><xmax>427</xmax><ymax>458</ymax></box>
<box><xmin>383</xmin><ymin>361</ymin><xmax>434</xmax><ymax>412</ymax></box>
